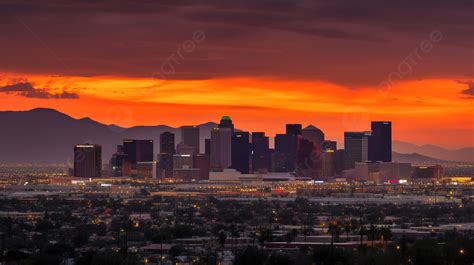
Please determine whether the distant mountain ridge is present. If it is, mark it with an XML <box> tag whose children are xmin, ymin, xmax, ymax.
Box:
<box><xmin>0</xmin><ymin>108</ymin><xmax>472</xmax><ymax>164</ymax></box>
<box><xmin>393</xmin><ymin>140</ymin><xmax>474</xmax><ymax>163</ymax></box>
<box><xmin>0</xmin><ymin>108</ymin><xmax>217</xmax><ymax>164</ymax></box>
<box><xmin>392</xmin><ymin>152</ymin><xmax>450</xmax><ymax>164</ymax></box>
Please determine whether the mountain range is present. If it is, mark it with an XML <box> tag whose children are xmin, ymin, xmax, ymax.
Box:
<box><xmin>393</xmin><ymin>141</ymin><xmax>473</xmax><ymax>163</ymax></box>
<box><xmin>0</xmin><ymin>108</ymin><xmax>216</xmax><ymax>164</ymax></box>
<box><xmin>0</xmin><ymin>108</ymin><xmax>472</xmax><ymax>164</ymax></box>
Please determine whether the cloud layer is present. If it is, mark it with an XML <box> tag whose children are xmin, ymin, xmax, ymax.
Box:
<box><xmin>0</xmin><ymin>0</ymin><xmax>472</xmax><ymax>86</ymax></box>
<box><xmin>461</xmin><ymin>82</ymin><xmax>474</xmax><ymax>98</ymax></box>
<box><xmin>0</xmin><ymin>82</ymin><xmax>79</xmax><ymax>99</ymax></box>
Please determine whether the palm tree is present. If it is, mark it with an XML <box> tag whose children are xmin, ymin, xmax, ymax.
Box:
<box><xmin>258</xmin><ymin>228</ymin><xmax>273</xmax><ymax>247</ymax></box>
<box><xmin>327</xmin><ymin>221</ymin><xmax>341</xmax><ymax>247</ymax></box>
<box><xmin>230</xmin><ymin>225</ymin><xmax>240</xmax><ymax>251</ymax></box>
<box><xmin>343</xmin><ymin>220</ymin><xmax>352</xmax><ymax>241</ymax></box>
<box><xmin>368</xmin><ymin>224</ymin><xmax>379</xmax><ymax>248</ymax></box>
<box><xmin>358</xmin><ymin>225</ymin><xmax>367</xmax><ymax>249</ymax></box>
<box><xmin>218</xmin><ymin>230</ymin><xmax>227</xmax><ymax>251</ymax></box>
<box><xmin>249</xmin><ymin>231</ymin><xmax>257</xmax><ymax>246</ymax></box>
<box><xmin>379</xmin><ymin>226</ymin><xmax>392</xmax><ymax>248</ymax></box>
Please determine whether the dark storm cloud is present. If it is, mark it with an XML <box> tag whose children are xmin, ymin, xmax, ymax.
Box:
<box><xmin>0</xmin><ymin>0</ymin><xmax>472</xmax><ymax>85</ymax></box>
<box><xmin>460</xmin><ymin>82</ymin><xmax>474</xmax><ymax>98</ymax></box>
<box><xmin>0</xmin><ymin>82</ymin><xmax>79</xmax><ymax>99</ymax></box>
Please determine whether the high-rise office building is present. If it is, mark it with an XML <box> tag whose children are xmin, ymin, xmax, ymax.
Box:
<box><xmin>110</xmin><ymin>148</ymin><xmax>128</xmax><ymax>177</ymax></box>
<box><xmin>322</xmin><ymin>140</ymin><xmax>337</xmax><ymax>151</ymax></box>
<box><xmin>321</xmin><ymin>149</ymin><xmax>336</xmax><ymax>177</ymax></box>
<box><xmin>368</xmin><ymin>121</ymin><xmax>392</xmax><ymax>162</ymax></box>
<box><xmin>218</xmin><ymin>115</ymin><xmax>234</xmax><ymax>133</ymax></box>
<box><xmin>302</xmin><ymin>125</ymin><xmax>325</xmax><ymax>148</ymax></box>
<box><xmin>123</xmin><ymin>140</ymin><xmax>137</xmax><ymax>165</ymax></box>
<box><xmin>334</xmin><ymin>149</ymin><xmax>345</xmax><ymax>175</ymax></box>
<box><xmin>194</xmin><ymin>154</ymin><xmax>210</xmax><ymax>180</ymax></box>
<box><xmin>204</xmin><ymin>139</ymin><xmax>211</xmax><ymax>155</ymax></box>
<box><xmin>272</xmin><ymin>152</ymin><xmax>287</xmax><ymax>172</ymax></box>
<box><xmin>137</xmin><ymin>161</ymin><xmax>157</xmax><ymax>179</ymax></box>
<box><xmin>210</xmin><ymin>127</ymin><xmax>232</xmax><ymax>169</ymax></box>
<box><xmin>231</xmin><ymin>131</ymin><xmax>250</xmax><ymax>174</ymax></box>
<box><xmin>123</xmin><ymin>139</ymin><xmax>154</xmax><ymax>165</ymax></box>
<box><xmin>74</xmin><ymin>144</ymin><xmax>102</xmax><ymax>178</ymax></box>
<box><xmin>116</xmin><ymin>144</ymin><xmax>124</xmax><ymax>153</ymax></box>
<box><xmin>274</xmin><ymin>133</ymin><xmax>298</xmax><ymax>172</ymax></box>
<box><xmin>157</xmin><ymin>153</ymin><xmax>173</xmax><ymax>178</ymax></box>
<box><xmin>181</xmin><ymin>126</ymin><xmax>200</xmax><ymax>153</ymax></box>
<box><xmin>251</xmin><ymin>132</ymin><xmax>271</xmax><ymax>173</ymax></box>
<box><xmin>173</xmin><ymin>154</ymin><xmax>194</xmax><ymax>169</ymax></box>
<box><xmin>344</xmin><ymin>132</ymin><xmax>370</xmax><ymax>169</ymax></box>
<box><xmin>160</xmin><ymin>132</ymin><xmax>175</xmax><ymax>154</ymax></box>
<box><xmin>297</xmin><ymin>138</ymin><xmax>317</xmax><ymax>178</ymax></box>
<box><xmin>176</xmin><ymin>142</ymin><xmax>198</xmax><ymax>155</ymax></box>
<box><xmin>286</xmin><ymin>124</ymin><xmax>302</xmax><ymax>136</ymax></box>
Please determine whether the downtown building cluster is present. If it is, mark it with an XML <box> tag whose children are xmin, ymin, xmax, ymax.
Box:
<box><xmin>74</xmin><ymin>117</ymin><xmax>442</xmax><ymax>183</ymax></box>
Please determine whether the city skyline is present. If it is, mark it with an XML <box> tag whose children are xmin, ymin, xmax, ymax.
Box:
<box><xmin>1</xmin><ymin>106</ymin><xmax>472</xmax><ymax>151</ymax></box>
<box><xmin>0</xmin><ymin>1</ymin><xmax>472</xmax><ymax>149</ymax></box>
<box><xmin>0</xmin><ymin>2</ymin><xmax>472</xmax><ymax>264</ymax></box>
<box><xmin>1</xmin><ymin>79</ymin><xmax>472</xmax><ymax>150</ymax></box>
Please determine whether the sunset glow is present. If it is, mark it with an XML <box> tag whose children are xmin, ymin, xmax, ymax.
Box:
<box><xmin>1</xmin><ymin>73</ymin><xmax>472</xmax><ymax>148</ymax></box>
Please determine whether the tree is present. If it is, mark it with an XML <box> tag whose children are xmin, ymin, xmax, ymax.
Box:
<box><xmin>258</xmin><ymin>228</ymin><xmax>273</xmax><ymax>247</ymax></box>
<box><xmin>358</xmin><ymin>225</ymin><xmax>367</xmax><ymax>250</ymax></box>
<box><xmin>218</xmin><ymin>230</ymin><xmax>227</xmax><ymax>250</ymax></box>
<box><xmin>266</xmin><ymin>251</ymin><xmax>291</xmax><ymax>265</ymax></box>
<box><xmin>343</xmin><ymin>220</ymin><xmax>353</xmax><ymax>241</ymax></box>
<box><xmin>368</xmin><ymin>224</ymin><xmax>379</xmax><ymax>248</ymax></box>
<box><xmin>284</xmin><ymin>229</ymin><xmax>298</xmax><ymax>243</ymax></box>
<box><xmin>234</xmin><ymin>246</ymin><xmax>266</xmax><ymax>265</ymax></box>
<box><xmin>328</xmin><ymin>221</ymin><xmax>342</xmax><ymax>247</ymax></box>
<box><xmin>230</xmin><ymin>225</ymin><xmax>240</xmax><ymax>251</ymax></box>
<box><xmin>379</xmin><ymin>226</ymin><xmax>392</xmax><ymax>248</ymax></box>
<box><xmin>169</xmin><ymin>244</ymin><xmax>185</xmax><ymax>258</ymax></box>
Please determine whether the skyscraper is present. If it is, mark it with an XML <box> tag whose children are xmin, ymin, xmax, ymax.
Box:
<box><xmin>210</xmin><ymin>127</ymin><xmax>232</xmax><ymax>169</ymax></box>
<box><xmin>231</xmin><ymin>131</ymin><xmax>250</xmax><ymax>174</ymax></box>
<box><xmin>322</xmin><ymin>140</ymin><xmax>337</xmax><ymax>151</ymax></box>
<box><xmin>369</xmin><ymin>121</ymin><xmax>392</xmax><ymax>162</ymax></box>
<box><xmin>334</xmin><ymin>149</ymin><xmax>345</xmax><ymax>175</ymax></box>
<box><xmin>157</xmin><ymin>153</ymin><xmax>173</xmax><ymax>178</ymax></box>
<box><xmin>160</xmin><ymin>131</ymin><xmax>175</xmax><ymax>154</ymax></box>
<box><xmin>194</xmin><ymin>154</ymin><xmax>210</xmax><ymax>180</ymax></box>
<box><xmin>181</xmin><ymin>126</ymin><xmax>200</xmax><ymax>153</ymax></box>
<box><xmin>274</xmin><ymin>133</ymin><xmax>298</xmax><ymax>172</ymax></box>
<box><xmin>74</xmin><ymin>144</ymin><xmax>102</xmax><ymax>178</ymax></box>
<box><xmin>110</xmin><ymin>147</ymin><xmax>128</xmax><ymax>177</ymax></box>
<box><xmin>344</xmin><ymin>132</ymin><xmax>370</xmax><ymax>169</ymax></box>
<box><xmin>297</xmin><ymin>138</ymin><xmax>316</xmax><ymax>178</ymax></box>
<box><xmin>176</xmin><ymin>142</ymin><xmax>198</xmax><ymax>155</ymax></box>
<box><xmin>204</xmin><ymin>139</ymin><xmax>211</xmax><ymax>155</ymax></box>
<box><xmin>302</xmin><ymin>125</ymin><xmax>325</xmax><ymax>148</ymax></box>
<box><xmin>286</xmin><ymin>124</ymin><xmax>302</xmax><ymax>136</ymax></box>
<box><xmin>218</xmin><ymin>115</ymin><xmax>234</xmax><ymax>133</ymax></box>
<box><xmin>173</xmin><ymin>154</ymin><xmax>194</xmax><ymax>169</ymax></box>
<box><xmin>123</xmin><ymin>139</ymin><xmax>154</xmax><ymax>165</ymax></box>
<box><xmin>321</xmin><ymin>149</ymin><xmax>336</xmax><ymax>177</ymax></box>
<box><xmin>251</xmin><ymin>132</ymin><xmax>271</xmax><ymax>173</ymax></box>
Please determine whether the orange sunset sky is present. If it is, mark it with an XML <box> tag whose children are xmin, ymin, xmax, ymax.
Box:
<box><xmin>1</xmin><ymin>74</ymin><xmax>473</xmax><ymax>149</ymax></box>
<box><xmin>0</xmin><ymin>1</ymin><xmax>473</xmax><ymax>149</ymax></box>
